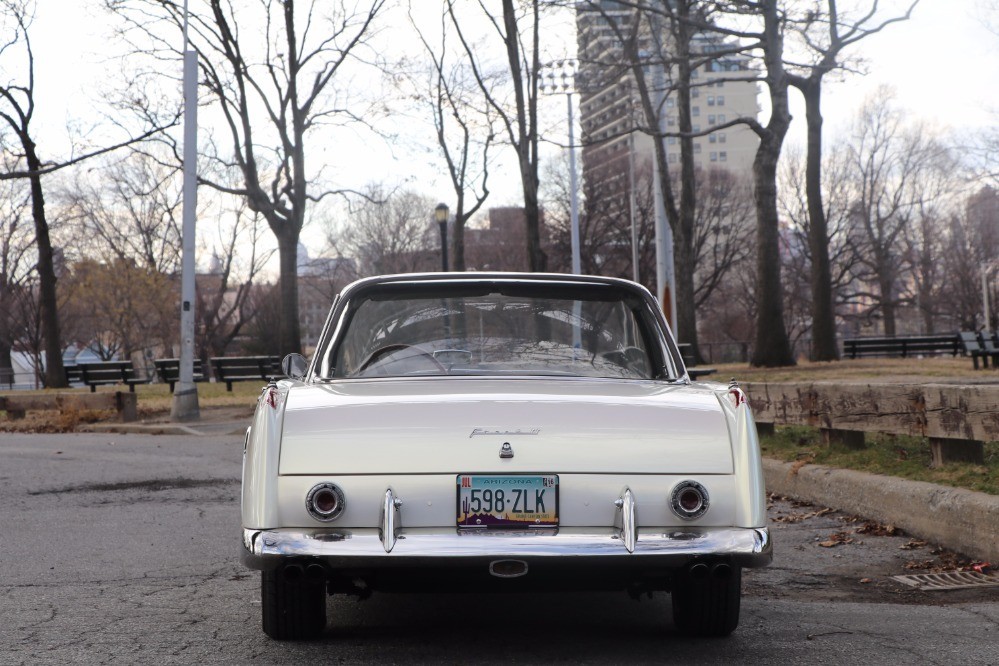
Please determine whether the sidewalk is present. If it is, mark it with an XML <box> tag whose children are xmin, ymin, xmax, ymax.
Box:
<box><xmin>80</xmin><ymin>420</ymin><xmax>248</xmax><ymax>437</ymax></box>
<box><xmin>763</xmin><ymin>458</ymin><xmax>999</xmax><ymax>563</ymax></box>
<box><xmin>78</xmin><ymin>405</ymin><xmax>251</xmax><ymax>438</ymax></box>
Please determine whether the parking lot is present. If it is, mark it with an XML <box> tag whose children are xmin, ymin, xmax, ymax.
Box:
<box><xmin>2</xmin><ymin>431</ymin><xmax>998</xmax><ymax>664</ymax></box>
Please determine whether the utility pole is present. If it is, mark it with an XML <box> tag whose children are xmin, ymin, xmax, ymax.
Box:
<box><xmin>171</xmin><ymin>0</ymin><xmax>199</xmax><ymax>421</ymax></box>
<box><xmin>651</xmin><ymin>39</ymin><xmax>677</xmax><ymax>336</ymax></box>
<box><xmin>540</xmin><ymin>60</ymin><xmax>581</xmax><ymax>276</ymax></box>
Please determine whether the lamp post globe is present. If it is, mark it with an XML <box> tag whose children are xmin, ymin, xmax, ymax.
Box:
<box><xmin>434</xmin><ymin>203</ymin><xmax>449</xmax><ymax>272</ymax></box>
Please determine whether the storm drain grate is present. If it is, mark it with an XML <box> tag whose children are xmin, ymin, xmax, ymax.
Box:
<box><xmin>892</xmin><ymin>571</ymin><xmax>999</xmax><ymax>591</ymax></box>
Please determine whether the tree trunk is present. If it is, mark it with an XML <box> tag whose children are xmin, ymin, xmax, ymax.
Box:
<box><xmin>880</xmin><ymin>273</ymin><xmax>897</xmax><ymax>336</ymax></box>
<box><xmin>801</xmin><ymin>80</ymin><xmax>839</xmax><ymax>361</ymax></box>
<box><xmin>452</xmin><ymin>217</ymin><xmax>466</xmax><ymax>272</ymax></box>
<box><xmin>0</xmin><ymin>340</ymin><xmax>13</xmax><ymax>387</ymax></box>
<box><xmin>500</xmin><ymin>0</ymin><xmax>544</xmax><ymax>273</ymax></box>
<box><xmin>750</xmin><ymin>0</ymin><xmax>795</xmax><ymax>368</ymax></box>
<box><xmin>24</xmin><ymin>142</ymin><xmax>66</xmax><ymax>387</ymax></box>
<box><xmin>275</xmin><ymin>231</ymin><xmax>302</xmax><ymax>356</ymax></box>
<box><xmin>674</xmin><ymin>0</ymin><xmax>701</xmax><ymax>364</ymax></box>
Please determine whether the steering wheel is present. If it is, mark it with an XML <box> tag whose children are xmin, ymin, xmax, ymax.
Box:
<box><xmin>356</xmin><ymin>344</ymin><xmax>447</xmax><ymax>375</ymax></box>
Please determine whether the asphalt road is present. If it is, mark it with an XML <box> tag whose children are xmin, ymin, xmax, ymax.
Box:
<box><xmin>1</xmin><ymin>431</ymin><xmax>997</xmax><ymax>665</ymax></box>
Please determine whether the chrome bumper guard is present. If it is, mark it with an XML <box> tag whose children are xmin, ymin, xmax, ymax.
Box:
<box><xmin>241</xmin><ymin>525</ymin><xmax>772</xmax><ymax>571</ymax></box>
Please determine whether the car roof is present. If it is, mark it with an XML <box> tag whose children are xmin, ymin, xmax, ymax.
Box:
<box><xmin>337</xmin><ymin>272</ymin><xmax>654</xmax><ymax>300</ymax></box>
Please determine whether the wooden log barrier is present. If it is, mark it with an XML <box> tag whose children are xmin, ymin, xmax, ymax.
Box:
<box><xmin>0</xmin><ymin>391</ymin><xmax>138</xmax><ymax>423</ymax></box>
<box><xmin>743</xmin><ymin>382</ymin><xmax>999</xmax><ymax>467</ymax></box>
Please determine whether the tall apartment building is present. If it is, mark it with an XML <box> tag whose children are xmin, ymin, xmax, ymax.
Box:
<box><xmin>576</xmin><ymin>3</ymin><xmax>760</xmax><ymax>200</ymax></box>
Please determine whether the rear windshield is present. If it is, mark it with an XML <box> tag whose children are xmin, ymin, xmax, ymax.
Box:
<box><xmin>321</xmin><ymin>284</ymin><xmax>666</xmax><ymax>380</ymax></box>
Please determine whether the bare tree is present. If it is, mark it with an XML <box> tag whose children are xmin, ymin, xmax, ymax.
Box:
<box><xmin>408</xmin><ymin>4</ymin><xmax>495</xmax><ymax>271</ymax></box>
<box><xmin>107</xmin><ymin>0</ymin><xmax>387</xmax><ymax>355</ymax></box>
<box><xmin>447</xmin><ymin>0</ymin><xmax>546</xmax><ymax>271</ymax></box>
<box><xmin>842</xmin><ymin>92</ymin><xmax>948</xmax><ymax>336</ymax></box>
<box><xmin>691</xmin><ymin>168</ymin><xmax>754</xmax><ymax>310</ymax></box>
<box><xmin>0</xmin><ymin>172</ymin><xmax>31</xmax><ymax>382</ymax></box>
<box><xmin>785</xmin><ymin>0</ymin><xmax>917</xmax><ymax>360</ymax></box>
<box><xmin>61</xmin><ymin>150</ymin><xmax>183</xmax><ymax>275</ymax></box>
<box><xmin>61</xmin><ymin>257</ymin><xmax>175</xmax><ymax>365</ymax></box>
<box><xmin>779</xmin><ymin>143</ymin><xmax>863</xmax><ymax>343</ymax></box>
<box><xmin>196</xmin><ymin>206</ymin><xmax>272</xmax><ymax>365</ymax></box>
<box><xmin>937</xmin><ymin>186</ymin><xmax>999</xmax><ymax>331</ymax></box>
<box><xmin>578</xmin><ymin>0</ymin><xmax>758</xmax><ymax>362</ymax></box>
<box><xmin>328</xmin><ymin>186</ymin><xmax>437</xmax><ymax>277</ymax></box>
<box><xmin>0</xmin><ymin>0</ymin><xmax>171</xmax><ymax>387</ymax></box>
<box><xmin>543</xmin><ymin>153</ymin><xmax>656</xmax><ymax>278</ymax></box>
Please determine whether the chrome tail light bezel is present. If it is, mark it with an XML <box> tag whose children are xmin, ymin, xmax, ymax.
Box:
<box><xmin>306</xmin><ymin>482</ymin><xmax>346</xmax><ymax>522</ymax></box>
<box><xmin>669</xmin><ymin>480</ymin><xmax>710</xmax><ymax>520</ymax></box>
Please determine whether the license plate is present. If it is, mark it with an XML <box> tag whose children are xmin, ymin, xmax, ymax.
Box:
<box><xmin>456</xmin><ymin>474</ymin><xmax>558</xmax><ymax>528</ymax></box>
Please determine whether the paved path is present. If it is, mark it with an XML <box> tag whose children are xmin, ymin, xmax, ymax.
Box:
<box><xmin>1</xmin><ymin>432</ymin><xmax>997</xmax><ymax>664</ymax></box>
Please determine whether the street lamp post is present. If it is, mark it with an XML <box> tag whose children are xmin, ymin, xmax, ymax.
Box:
<box><xmin>171</xmin><ymin>0</ymin><xmax>199</xmax><ymax>421</ymax></box>
<box><xmin>540</xmin><ymin>60</ymin><xmax>581</xmax><ymax>276</ymax></box>
<box><xmin>435</xmin><ymin>203</ymin><xmax>449</xmax><ymax>272</ymax></box>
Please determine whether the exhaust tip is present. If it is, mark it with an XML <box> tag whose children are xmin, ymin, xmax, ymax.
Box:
<box><xmin>282</xmin><ymin>564</ymin><xmax>303</xmax><ymax>581</ymax></box>
<box><xmin>305</xmin><ymin>563</ymin><xmax>327</xmax><ymax>582</ymax></box>
<box><xmin>490</xmin><ymin>559</ymin><xmax>529</xmax><ymax>578</ymax></box>
<box><xmin>688</xmin><ymin>562</ymin><xmax>710</xmax><ymax>580</ymax></box>
<box><xmin>712</xmin><ymin>563</ymin><xmax>732</xmax><ymax>580</ymax></box>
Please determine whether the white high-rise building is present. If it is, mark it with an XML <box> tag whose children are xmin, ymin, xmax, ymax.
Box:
<box><xmin>576</xmin><ymin>3</ymin><xmax>761</xmax><ymax>196</ymax></box>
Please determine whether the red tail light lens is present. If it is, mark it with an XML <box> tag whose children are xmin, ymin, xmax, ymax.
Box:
<box><xmin>670</xmin><ymin>481</ymin><xmax>709</xmax><ymax>520</ymax></box>
<box><xmin>306</xmin><ymin>483</ymin><xmax>345</xmax><ymax>521</ymax></box>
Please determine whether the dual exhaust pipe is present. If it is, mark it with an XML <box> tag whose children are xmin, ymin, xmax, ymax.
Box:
<box><xmin>687</xmin><ymin>562</ymin><xmax>732</xmax><ymax>581</ymax></box>
<box><xmin>281</xmin><ymin>563</ymin><xmax>327</xmax><ymax>583</ymax></box>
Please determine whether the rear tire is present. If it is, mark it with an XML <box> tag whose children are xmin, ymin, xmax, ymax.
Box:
<box><xmin>671</xmin><ymin>564</ymin><xmax>741</xmax><ymax>637</ymax></box>
<box><xmin>261</xmin><ymin>568</ymin><xmax>327</xmax><ymax>640</ymax></box>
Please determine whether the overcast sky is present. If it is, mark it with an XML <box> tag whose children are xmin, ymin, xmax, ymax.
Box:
<box><xmin>20</xmin><ymin>1</ymin><xmax>999</xmax><ymax>233</ymax></box>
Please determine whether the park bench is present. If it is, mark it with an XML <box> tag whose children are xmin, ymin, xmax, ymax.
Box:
<box><xmin>0</xmin><ymin>367</ymin><xmax>12</xmax><ymax>389</ymax></box>
<box><xmin>677</xmin><ymin>343</ymin><xmax>717</xmax><ymax>380</ymax></box>
<box><xmin>958</xmin><ymin>332</ymin><xmax>992</xmax><ymax>370</ymax></box>
<box><xmin>77</xmin><ymin>361</ymin><xmax>149</xmax><ymax>393</ymax></box>
<box><xmin>842</xmin><ymin>334</ymin><xmax>960</xmax><ymax>359</ymax></box>
<box><xmin>154</xmin><ymin>358</ymin><xmax>207</xmax><ymax>393</ymax></box>
<box><xmin>64</xmin><ymin>365</ymin><xmax>83</xmax><ymax>387</ymax></box>
<box><xmin>980</xmin><ymin>333</ymin><xmax>999</xmax><ymax>368</ymax></box>
<box><xmin>0</xmin><ymin>391</ymin><xmax>137</xmax><ymax>422</ymax></box>
<box><xmin>210</xmin><ymin>356</ymin><xmax>283</xmax><ymax>391</ymax></box>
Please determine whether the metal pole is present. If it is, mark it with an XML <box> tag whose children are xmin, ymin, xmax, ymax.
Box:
<box><xmin>984</xmin><ymin>263</ymin><xmax>992</xmax><ymax>336</ymax></box>
<box><xmin>172</xmin><ymin>0</ymin><xmax>199</xmax><ymax>421</ymax></box>
<box><xmin>629</xmin><ymin>134</ymin><xmax>639</xmax><ymax>283</ymax></box>
<box><xmin>567</xmin><ymin>92</ymin><xmax>581</xmax><ymax>276</ymax></box>
<box><xmin>439</xmin><ymin>220</ymin><xmax>449</xmax><ymax>272</ymax></box>
<box><xmin>651</xmin><ymin>59</ymin><xmax>677</xmax><ymax>336</ymax></box>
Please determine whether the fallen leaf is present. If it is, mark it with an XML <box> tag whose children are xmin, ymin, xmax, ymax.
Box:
<box><xmin>855</xmin><ymin>521</ymin><xmax>900</xmax><ymax>537</ymax></box>
<box><xmin>819</xmin><ymin>532</ymin><xmax>855</xmax><ymax>548</ymax></box>
<box><xmin>899</xmin><ymin>539</ymin><xmax>927</xmax><ymax>551</ymax></box>
<box><xmin>860</xmin><ymin>578</ymin><xmax>874</xmax><ymax>584</ymax></box>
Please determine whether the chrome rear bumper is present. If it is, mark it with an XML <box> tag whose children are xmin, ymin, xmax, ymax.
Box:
<box><xmin>241</xmin><ymin>526</ymin><xmax>772</xmax><ymax>571</ymax></box>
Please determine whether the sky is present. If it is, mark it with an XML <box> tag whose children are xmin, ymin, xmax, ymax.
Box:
<box><xmin>16</xmin><ymin>0</ymin><xmax>999</xmax><ymax>260</ymax></box>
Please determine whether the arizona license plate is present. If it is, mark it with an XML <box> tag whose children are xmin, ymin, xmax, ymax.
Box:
<box><xmin>456</xmin><ymin>474</ymin><xmax>558</xmax><ymax>528</ymax></box>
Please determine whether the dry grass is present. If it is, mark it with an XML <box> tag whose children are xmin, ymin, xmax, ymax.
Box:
<box><xmin>0</xmin><ymin>381</ymin><xmax>261</xmax><ymax>432</ymax></box>
<box><xmin>761</xmin><ymin>426</ymin><xmax>999</xmax><ymax>496</ymax></box>
<box><xmin>712</xmin><ymin>356</ymin><xmax>994</xmax><ymax>384</ymax></box>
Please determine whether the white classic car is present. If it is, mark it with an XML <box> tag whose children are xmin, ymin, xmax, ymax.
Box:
<box><xmin>241</xmin><ymin>273</ymin><xmax>771</xmax><ymax>639</ymax></box>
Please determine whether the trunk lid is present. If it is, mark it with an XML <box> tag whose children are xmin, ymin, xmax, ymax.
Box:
<box><xmin>278</xmin><ymin>378</ymin><xmax>732</xmax><ymax>475</ymax></box>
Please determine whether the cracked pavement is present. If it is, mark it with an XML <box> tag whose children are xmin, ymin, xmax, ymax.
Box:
<box><xmin>1</xmin><ymin>431</ymin><xmax>997</xmax><ymax>664</ymax></box>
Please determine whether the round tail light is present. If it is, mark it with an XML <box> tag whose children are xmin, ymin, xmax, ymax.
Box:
<box><xmin>670</xmin><ymin>480</ymin><xmax>709</xmax><ymax>520</ymax></box>
<box><xmin>306</xmin><ymin>482</ymin><xmax>345</xmax><ymax>521</ymax></box>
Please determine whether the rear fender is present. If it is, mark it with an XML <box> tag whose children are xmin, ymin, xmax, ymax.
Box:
<box><xmin>716</xmin><ymin>384</ymin><xmax>767</xmax><ymax>528</ymax></box>
<box><xmin>242</xmin><ymin>382</ymin><xmax>290</xmax><ymax>529</ymax></box>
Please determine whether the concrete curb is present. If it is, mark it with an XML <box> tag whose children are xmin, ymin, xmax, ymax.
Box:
<box><xmin>763</xmin><ymin>458</ymin><xmax>999</xmax><ymax>563</ymax></box>
<box><xmin>78</xmin><ymin>422</ymin><xmax>247</xmax><ymax>437</ymax></box>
